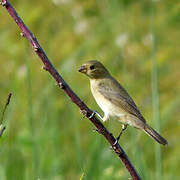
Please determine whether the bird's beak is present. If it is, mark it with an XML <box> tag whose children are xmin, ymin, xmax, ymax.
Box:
<box><xmin>78</xmin><ymin>65</ymin><xmax>87</xmax><ymax>73</ymax></box>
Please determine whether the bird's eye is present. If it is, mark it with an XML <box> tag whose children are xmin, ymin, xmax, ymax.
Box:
<box><xmin>90</xmin><ymin>65</ymin><xmax>95</xmax><ymax>70</ymax></box>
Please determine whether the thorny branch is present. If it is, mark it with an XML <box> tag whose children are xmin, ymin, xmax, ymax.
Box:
<box><xmin>1</xmin><ymin>1</ymin><xmax>141</xmax><ymax>179</ymax></box>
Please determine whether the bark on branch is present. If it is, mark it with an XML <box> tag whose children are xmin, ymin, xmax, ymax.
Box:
<box><xmin>1</xmin><ymin>1</ymin><xmax>141</xmax><ymax>179</ymax></box>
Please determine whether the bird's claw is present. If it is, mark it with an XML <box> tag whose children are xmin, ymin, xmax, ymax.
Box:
<box><xmin>113</xmin><ymin>139</ymin><xmax>118</xmax><ymax>146</ymax></box>
<box><xmin>109</xmin><ymin>140</ymin><xmax>118</xmax><ymax>150</ymax></box>
<box><xmin>88</xmin><ymin>110</ymin><xmax>103</xmax><ymax>120</ymax></box>
<box><xmin>90</xmin><ymin>111</ymin><xmax>103</xmax><ymax>120</ymax></box>
<box><xmin>89</xmin><ymin>111</ymin><xmax>96</xmax><ymax>119</ymax></box>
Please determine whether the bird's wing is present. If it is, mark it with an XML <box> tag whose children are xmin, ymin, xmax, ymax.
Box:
<box><xmin>98</xmin><ymin>78</ymin><xmax>146</xmax><ymax>122</ymax></box>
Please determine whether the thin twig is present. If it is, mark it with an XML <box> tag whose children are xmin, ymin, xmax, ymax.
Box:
<box><xmin>0</xmin><ymin>93</ymin><xmax>12</xmax><ymax>124</ymax></box>
<box><xmin>0</xmin><ymin>92</ymin><xmax>12</xmax><ymax>137</ymax></box>
<box><xmin>1</xmin><ymin>1</ymin><xmax>141</xmax><ymax>179</ymax></box>
<box><xmin>0</xmin><ymin>126</ymin><xmax>6</xmax><ymax>137</ymax></box>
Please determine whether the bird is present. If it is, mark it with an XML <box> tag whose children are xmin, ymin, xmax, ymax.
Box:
<box><xmin>78</xmin><ymin>60</ymin><xmax>168</xmax><ymax>145</ymax></box>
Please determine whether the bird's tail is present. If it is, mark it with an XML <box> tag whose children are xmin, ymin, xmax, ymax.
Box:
<box><xmin>143</xmin><ymin>124</ymin><xmax>168</xmax><ymax>145</ymax></box>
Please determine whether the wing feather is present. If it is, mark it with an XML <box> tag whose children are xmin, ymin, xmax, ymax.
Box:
<box><xmin>98</xmin><ymin>78</ymin><xmax>146</xmax><ymax>122</ymax></box>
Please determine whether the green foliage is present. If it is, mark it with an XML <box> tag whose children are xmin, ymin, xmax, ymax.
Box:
<box><xmin>0</xmin><ymin>0</ymin><xmax>179</xmax><ymax>179</ymax></box>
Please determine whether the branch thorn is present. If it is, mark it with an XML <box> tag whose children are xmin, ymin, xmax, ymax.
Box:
<box><xmin>80</xmin><ymin>109</ymin><xmax>87</xmax><ymax>118</ymax></box>
<box><xmin>1</xmin><ymin>1</ymin><xmax>7</xmax><ymax>7</ymax></box>
<box><xmin>57</xmin><ymin>82</ymin><xmax>65</xmax><ymax>89</ymax></box>
<box><xmin>42</xmin><ymin>66</ymin><xmax>48</xmax><ymax>71</ymax></box>
<box><xmin>20</xmin><ymin>32</ymin><xmax>25</xmax><ymax>37</ymax></box>
<box><xmin>34</xmin><ymin>47</ymin><xmax>39</xmax><ymax>51</ymax></box>
<box><xmin>92</xmin><ymin>128</ymin><xmax>100</xmax><ymax>133</ymax></box>
<box><xmin>32</xmin><ymin>42</ymin><xmax>39</xmax><ymax>51</ymax></box>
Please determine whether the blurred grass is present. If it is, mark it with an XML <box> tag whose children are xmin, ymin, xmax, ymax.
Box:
<box><xmin>0</xmin><ymin>0</ymin><xmax>180</xmax><ymax>179</ymax></box>
<box><xmin>25</xmin><ymin>44</ymin><xmax>39</xmax><ymax>179</ymax></box>
<box><xmin>151</xmin><ymin>2</ymin><xmax>162</xmax><ymax>179</ymax></box>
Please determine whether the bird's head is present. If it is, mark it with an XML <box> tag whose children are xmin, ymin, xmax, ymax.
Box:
<box><xmin>78</xmin><ymin>60</ymin><xmax>110</xmax><ymax>79</ymax></box>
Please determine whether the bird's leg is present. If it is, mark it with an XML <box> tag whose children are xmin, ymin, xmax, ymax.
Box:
<box><xmin>117</xmin><ymin>124</ymin><xmax>127</xmax><ymax>141</ymax></box>
<box><xmin>113</xmin><ymin>124</ymin><xmax>127</xmax><ymax>145</ymax></box>
<box><xmin>102</xmin><ymin>114</ymin><xmax>109</xmax><ymax>122</ymax></box>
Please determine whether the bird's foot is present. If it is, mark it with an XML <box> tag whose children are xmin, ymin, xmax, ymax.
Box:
<box><xmin>89</xmin><ymin>110</ymin><xmax>103</xmax><ymax>120</ymax></box>
<box><xmin>113</xmin><ymin>124</ymin><xmax>127</xmax><ymax>146</ymax></box>
<box><xmin>112</xmin><ymin>136</ymin><xmax>121</xmax><ymax>146</ymax></box>
<box><xmin>88</xmin><ymin>111</ymin><xmax>95</xmax><ymax>118</ymax></box>
<box><xmin>112</xmin><ymin>139</ymin><xmax>118</xmax><ymax>146</ymax></box>
<box><xmin>110</xmin><ymin>139</ymin><xmax>118</xmax><ymax>150</ymax></box>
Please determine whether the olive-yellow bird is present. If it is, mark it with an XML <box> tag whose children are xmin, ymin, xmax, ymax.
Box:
<box><xmin>79</xmin><ymin>60</ymin><xmax>167</xmax><ymax>145</ymax></box>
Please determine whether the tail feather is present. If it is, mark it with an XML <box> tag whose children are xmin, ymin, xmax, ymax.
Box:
<box><xmin>144</xmin><ymin>124</ymin><xmax>168</xmax><ymax>145</ymax></box>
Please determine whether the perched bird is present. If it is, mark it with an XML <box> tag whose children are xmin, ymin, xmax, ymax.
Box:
<box><xmin>78</xmin><ymin>60</ymin><xmax>167</xmax><ymax>145</ymax></box>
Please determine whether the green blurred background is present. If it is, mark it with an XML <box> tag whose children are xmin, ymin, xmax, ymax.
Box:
<box><xmin>0</xmin><ymin>0</ymin><xmax>179</xmax><ymax>179</ymax></box>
